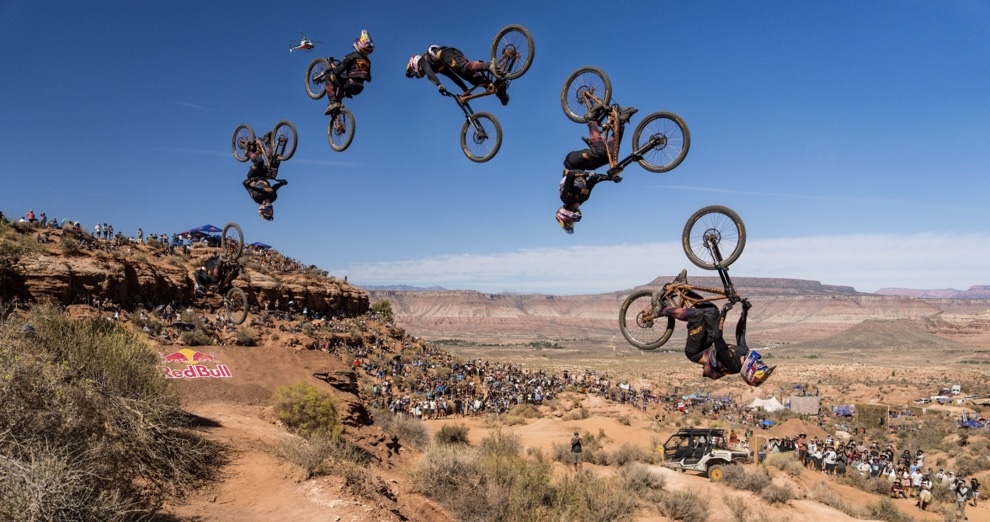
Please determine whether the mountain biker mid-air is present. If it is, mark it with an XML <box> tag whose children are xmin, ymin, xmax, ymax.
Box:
<box><xmin>241</xmin><ymin>132</ymin><xmax>287</xmax><ymax>221</ymax></box>
<box><xmin>657</xmin><ymin>271</ymin><xmax>775</xmax><ymax>387</ymax></box>
<box><xmin>324</xmin><ymin>30</ymin><xmax>374</xmax><ymax>115</ymax></box>
<box><xmin>405</xmin><ymin>45</ymin><xmax>509</xmax><ymax>105</ymax></box>
<box><xmin>555</xmin><ymin>103</ymin><xmax>637</xmax><ymax>234</ymax></box>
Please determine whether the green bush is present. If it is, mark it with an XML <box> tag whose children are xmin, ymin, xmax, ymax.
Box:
<box><xmin>369</xmin><ymin>300</ymin><xmax>394</xmax><ymax>322</ymax></box>
<box><xmin>180</xmin><ymin>328</ymin><xmax>212</xmax><ymax>346</ymax></box>
<box><xmin>60</xmin><ymin>234</ymin><xmax>80</xmax><ymax>255</ymax></box>
<box><xmin>435</xmin><ymin>423</ymin><xmax>470</xmax><ymax>445</ymax></box>
<box><xmin>658</xmin><ymin>490</ymin><xmax>709</xmax><ymax>521</ymax></box>
<box><xmin>272</xmin><ymin>382</ymin><xmax>342</xmax><ymax>439</ymax></box>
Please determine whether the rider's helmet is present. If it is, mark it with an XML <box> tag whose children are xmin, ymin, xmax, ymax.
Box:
<box><xmin>258</xmin><ymin>202</ymin><xmax>274</xmax><ymax>221</ymax></box>
<box><xmin>555</xmin><ymin>207</ymin><xmax>582</xmax><ymax>235</ymax></box>
<box><xmin>405</xmin><ymin>55</ymin><xmax>424</xmax><ymax>78</ymax></box>
<box><xmin>741</xmin><ymin>350</ymin><xmax>775</xmax><ymax>387</ymax></box>
<box><xmin>353</xmin><ymin>29</ymin><xmax>374</xmax><ymax>54</ymax></box>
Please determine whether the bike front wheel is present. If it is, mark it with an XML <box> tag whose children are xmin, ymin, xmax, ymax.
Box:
<box><xmin>619</xmin><ymin>289</ymin><xmax>675</xmax><ymax>350</ymax></box>
<box><xmin>460</xmin><ymin>112</ymin><xmax>502</xmax><ymax>163</ymax></box>
<box><xmin>225</xmin><ymin>286</ymin><xmax>248</xmax><ymax>325</ymax></box>
<box><xmin>632</xmin><ymin>112</ymin><xmax>691</xmax><ymax>173</ymax></box>
<box><xmin>305</xmin><ymin>58</ymin><xmax>329</xmax><ymax>100</ymax></box>
<box><xmin>682</xmin><ymin>205</ymin><xmax>746</xmax><ymax>270</ymax></box>
<box><xmin>231</xmin><ymin>124</ymin><xmax>255</xmax><ymax>162</ymax></box>
<box><xmin>327</xmin><ymin>108</ymin><xmax>356</xmax><ymax>152</ymax></box>
<box><xmin>272</xmin><ymin>120</ymin><xmax>298</xmax><ymax>161</ymax></box>
<box><xmin>560</xmin><ymin>66</ymin><xmax>612</xmax><ymax>123</ymax></box>
<box><xmin>490</xmin><ymin>24</ymin><xmax>534</xmax><ymax>80</ymax></box>
<box><xmin>221</xmin><ymin>222</ymin><xmax>244</xmax><ymax>263</ymax></box>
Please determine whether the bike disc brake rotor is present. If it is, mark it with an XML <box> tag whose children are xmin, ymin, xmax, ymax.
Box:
<box><xmin>635</xmin><ymin>310</ymin><xmax>656</xmax><ymax>329</ymax></box>
<box><xmin>649</xmin><ymin>132</ymin><xmax>669</xmax><ymax>150</ymax></box>
<box><xmin>472</xmin><ymin>129</ymin><xmax>488</xmax><ymax>144</ymax></box>
<box><xmin>703</xmin><ymin>229</ymin><xmax>722</xmax><ymax>248</ymax></box>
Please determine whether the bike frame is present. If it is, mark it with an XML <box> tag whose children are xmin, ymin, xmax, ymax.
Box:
<box><xmin>657</xmin><ymin>239</ymin><xmax>743</xmax><ymax>324</ymax></box>
<box><xmin>446</xmin><ymin>92</ymin><xmax>490</xmax><ymax>139</ymax></box>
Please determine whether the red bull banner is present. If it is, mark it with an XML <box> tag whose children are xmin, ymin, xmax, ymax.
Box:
<box><xmin>159</xmin><ymin>349</ymin><xmax>233</xmax><ymax>379</ymax></box>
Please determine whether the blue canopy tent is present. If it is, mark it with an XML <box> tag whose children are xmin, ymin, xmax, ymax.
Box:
<box><xmin>249</xmin><ymin>242</ymin><xmax>272</xmax><ymax>250</ymax></box>
<box><xmin>188</xmin><ymin>224</ymin><xmax>222</xmax><ymax>234</ymax></box>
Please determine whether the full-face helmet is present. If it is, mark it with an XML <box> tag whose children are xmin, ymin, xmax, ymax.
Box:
<box><xmin>555</xmin><ymin>207</ymin><xmax>582</xmax><ymax>234</ymax></box>
<box><xmin>258</xmin><ymin>202</ymin><xmax>274</xmax><ymax>221</ymax></box>
<box><xmin>353</xmin><ymin>29</ymin><xmax>374</xmax><ymax>54</ymax></box>
<box><xmin>405</xmin><ymin>55</ymin><xmax>423</xmax><ymax>78</ymax></box>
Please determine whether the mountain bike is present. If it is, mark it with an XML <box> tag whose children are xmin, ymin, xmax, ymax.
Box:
<box><xmin>560</xmin><ymin>66</ymin><xmax>690</xmax><ymax>174</ymax></box>
<box><xmin>231</xmin><ymin>120</ymin><xmax>298</xmax><ymax>174</ymax></box>
<box><xmin>203</xmin><ymin>222</ymin><xmax>248</xmax><ymax>325</ymax></box>
<box><xmin>618</xmin><ymin>206</ymin><xmax>746</xmax><ymax>350</ymax></box>
<box><xmin>439</xmin><ymin>24</ymin><xmax>534</xmax><ymax>162</ymax></box>
<box><xmin>304</xmin><ymin>57</ymin><xmax>357</xmax><ymax>152</ymax></box>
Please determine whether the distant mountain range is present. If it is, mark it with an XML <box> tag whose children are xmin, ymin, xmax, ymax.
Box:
<box><xmin>873</xmin><ymin>286</ymin><xmax>990</xmax><ymax>299</ymax></box>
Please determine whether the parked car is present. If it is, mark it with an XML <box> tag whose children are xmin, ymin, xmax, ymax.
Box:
<box><xmin>660</xmin><ymin>428</ymin><xmax>751</xmax><ymax>481</ymax></box>
<box><xmin>914</xmin><ymin>398</ymin><xmax>931</xmax><ymax>404</ymax></box>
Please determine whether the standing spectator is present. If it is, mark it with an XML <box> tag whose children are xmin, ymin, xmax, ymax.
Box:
<box><xmin>570</xmin><ymin>432</ymin><xmax>583</xmax><ymax>472</ymax></box>
<box><xmin>910</xmin><ymin>467</ymin><xmax>923</xmax><ymax>498</ymax></box>
<box><xmin>26</xmin><ymin>209</ymin><xmax>36</xmax><ymax>223</ymax></box>
<box><xmin>917</xmin><ymin>474</ymin><xmax>933</xmax><ymax>511</ymax></box>
<box><xmin>955</xmin><ymin>478</ymin><xmax>971</xmax><ymax>520</ymax></box>
<box><xmin>823</xmin><ymin>446</ymin><xmax>837</xmax><ymax>475</ymax></box>
<box><xmin>971</xmin><ymin>477</ymin><xmax>981</xmax><ymax>507</ymax></box>
<box><xmin>39</xmin><ymin>212</ymin><xmax>47</xmax><ymax>226</ymax></box>
<box><xmin>137</xmin><ymin>228</ymin><xmax>143</xmax><ymax>244</ymax></box>
<box><xmin>94</xmin><ymin>222</ymin><xmax>101</xmax><ymax>238</ymax></box>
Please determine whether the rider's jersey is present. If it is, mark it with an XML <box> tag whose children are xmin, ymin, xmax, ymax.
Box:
<box><xmin>558</xmin><ymin>170</ymin><xmax>607</xmax><ymax>210</ymax></box>
<box><xmin>333</xmin><ymin>51</ymin><xmax>372</xmax><ymax>85</ymax></box>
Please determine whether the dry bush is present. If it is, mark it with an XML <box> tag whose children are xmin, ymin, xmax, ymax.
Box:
<box><xmin>480</xmin><ymin>429</ymin><xmax>520</xmax><ymax>458</ymax></box>
<box><xmin>722</xmin><ymin>492</ymin><xmax>748</xmax><ymax>522</ymax></box>
<box><xmin>568</xmin><ymin>472</ymin><xmax>639</xmax><ymax>522</ymax></box>
<box><xmin>507</xmin><ymin>403</ymin><xmax>541</xmax><ymax>419</ymax></box>
<box><xmin>765</xmin><ymin>452</ymin><xmax>804</xmax><ymax>476</ymax></box>
<box><xmin>812</xmin><ymin>484</ymin><xmax>862</xmax><ymax>517</ymax></box>
<box><xmin>865</xmin><ymin>498</ymin><xmax>913</xmax><ymax>522</ymax></box>
<box><xmin>723</xmin><ymin>464</ymin><xmax>771</xmax><ymax>492</ymax></box>
<box><xmin>272</xmin><ymin>382</ymin><xmax>342</xmax><ymax>439</ymax></box>
<box><xmin>435</xmin><ymin>423</ymin><xmax>470</xmax><ymax>445</ymax></box>
<box><xmin>374</xmin><ymin>412</ymin><xmax>430</xmax><ymax>450</ymax></box>
<box><xmin>233</xmin><ymin>327</ymin><xmax>256</xmax><ymax>346</ymax></box>
<box><xmin>658</xmin><ymin>489</ymin><xmax>709</xmax><ymax>521</ymax></box>
<box><xmin>611</xmin><ymin>442</ymin><xmax>650</xmax><ymax>466</ymax></box>
<box><xmin>0</xmin><ymin>306</ymin><xmax>226</xmax><ymax>520</ymax></box>
<box><xmin>563</xmin><ymin>407</ymin><xmax>590</xmax><ymax>420</ymax></box>
<box><xmin>619</xmin><ymin>462</ymin><xmax>665</xmax><ymax>502</ymax></box>
<box><xmin>759</xmin><ymin>482</ymin><xmax>796</xmax><ymax>505</ymax></box>
<box><xmin>180</xmin><ymin>328</ymin><xmax>212</xmax><ymax>346</ymax></box>
<box><xmin>274</xmin><ymin>435</ymin><xmax>336</xmax><ymax>479</ymax></box>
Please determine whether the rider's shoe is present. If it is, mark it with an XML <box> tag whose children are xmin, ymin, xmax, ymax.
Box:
<box><xmin>581</xmin><ymin>136</ymin><xmax>592</xmax><ymax>147</ymax></box>
<box><xmin>494</xmin><ymin>80</ymin><xmax>509</xmax><ymax>106</ymax></box>
<box><xmin>583</xmin><ymin>103</ymin><xmax>606</xmax><ymax>123</ymax></box>
<box><xmin>488</xmin><ymin>59</ymin><xmax>501</xmax><ymax>78</ymax></box>
<box><xmin>324</xmin><ymin>101</ymin><xmax>341</xmax><ymax>115</ymax></box>
<box><xmin>618</xmin><ymin>106</ymin><xmax>639</xmax><ymax>124</ymax></box>
<box><xmin>673</xmin><ymin>269</ymin><xmax>688</xmax><ymax>284</ymax></box>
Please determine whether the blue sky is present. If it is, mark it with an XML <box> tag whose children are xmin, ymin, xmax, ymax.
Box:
<box><xmin>2</xmin><ymin>1</ymin><xmax>988</xmax><ymax>294</ymax></box>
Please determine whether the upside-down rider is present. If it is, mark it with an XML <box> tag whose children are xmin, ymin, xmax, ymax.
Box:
<box><xmin>405</xmin><ymin>45</ymin><xmax>509</xmax><ymax>106</ymax></box>
<box><xmin>241</xmin><ymin>133</ymin><xmax>287</xmax><ymax>221</ymax></box>
<box><xmin>658</xmin><ymin>270</ymin><xmax>775</xmax><ymax>387</ymax></box>
<box><xmin>324</xmin><ymin>30</ymin><xmax>374</xmax><ymax>115</ymax></box>
<box><xmin>193</xmin><ymin>253</ymin><xmax>224</xmax><ymax>297</ymax></box>
<box><xmin>555</xmin><ymin>103</ymin><xmax>637</xmax><ymax>234</ymax></box>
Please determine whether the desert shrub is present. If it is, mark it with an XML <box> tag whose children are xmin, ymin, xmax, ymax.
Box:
<box><xmin>435</xmin><ymin>423</ymin><xmax>470</xmax><ymax>445</ymax></box>
<box><xmin>480</xmin><ymin>429</ymin><xmax>520</xmax><ymax>458</ymax></box>
<box><xmin>133</xmin><ymin>313</ymin><xmax>163</xmax><ymax>335</ymax></box>
<box><xmin>617</xmin><ymin>414</ymin><xmax>631</xmax><ymax>426</ymax></box>
<box><xmin>658</xmin><ymin>489</ymin><xmax>709</xmax><ymax>521</ymax></box>
<box><xmin>369</xmin><ymin>300</ymin><xmax>394</xmax><ymax>322</ymax></box>
<box><xmin>568</xmin><ymin>472</ymin><xmax>639</xmax><ymax>522</ymax></box>
<box><xmin>272</xmin><ymin>382</ymin><xmax>342</xmax><ymax>439</ymax></box>
<box><xmin>507</xmin><ymin>404</ymin><xmax>541</xmax><ymax>419</ymax></box>
<box><xmin>60</xmin><ymin>234</ymin><xmax>80</xmax><ymax>255</ymax></box>
<box><xmin>723</xmin><ymin>464</ymin><xmax>771</xmax><ymax>492</ymax></box>
<box><xmin>375</xmin><ymin>411</ymin><xmax>430</xmax><ymax>450</ymax></box>
<box><xmin>865</xmin><ymin>498</ymin><xmax>912</xmax><ymax>522</ymax></box>
<box><xmin>765</xmin><ymin>452</ymin><xmax>803</xmax><ymax>476</ymax></box>
<box><xmin>274</xmin><ymin>434</ymin><xmax>336</xmax><ymax>479</ymax></box>
<box><xmin>838</xmin><ymin>472</ymin><xmax>894</xmax><ymax>496</ymax></box>
<box><xmin>180</xmin><ymin>328</ymin><xmax>212</xmax><ymax>346</ymax></box>
<box><xmin>759</xmin><ymin>482</ymin><xmax>796</xmax><ymax>505</ymax></box>
<box><xmin>564</xmin><ymin>407</ymin><xmax>590</xmax><ymax>420</ymax></box>
<box><xmin>619</xmin><ymin>462</ymin><xmax>665</xmax><ymax>501</ymax></box>
<box><xmin>611</xmin><ymin>442</ymin><xmax>650</xmax><ymax>466</ymax></box>
<box><xmin>812</xmin><ymin>485</ymin><xmax>861</xmax><ymax>517</ymax></box>
<box><xmin>499</xmin><ymin>414</ymin><xmax>528</xmax><ymax>426</ymax></box>
<box><xmin>233</xmin><ymin>327</ymin><xmax>256</xmax><ymax>346</ymax></box>
<box><xmin>0</xmin><ymin>306</ymin><xmax>225</xmax><ymax>520</ymax></box>
<box><xmin>954</xmin><ymin>453</ymin><xmax>990</xmax><ymax>477</ymax></box>
<box><xmin>722</xmin><ymin>493</ymin><xmax>748</xmax><ymax>522</ymax></box>
<box><xmin>132</xmin><ymin>252</ymin><xmax>148</xmax><ymax>263</ymax></box>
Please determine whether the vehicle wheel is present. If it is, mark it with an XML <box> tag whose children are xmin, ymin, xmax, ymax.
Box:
<box><xmin>225</xmin><ymin>286</ymin><xmax>248</xmax><ymax>325</ymax></box>
<box><xmin>460</xmin><ymin>112</ymin><xmax>502</xmax><ymax>163</ymax></box>
<box><xmin>305</xmin><ymin>58</ymin><xmax>330</xmax><ymax>100</ymax></box>
<box><xmin>490</xmin><ymin>24</ymin><xmax>534</xmax><ymax>80</ymax></box>
<box><xmin>619</xmin><ymin>289</ymin><xmax>674</xmax><ymax>350</ymax></box>
<box><xmin>682</xmin><ymin>206</ymin><xmax>746</xmax><ymax>270</ymax></box>
<box><xmin>708</xmin><ymin>464</ymin><xmax>725</xmax><ymax>482</ymax></box>
<box><xmin>327</xmin><ymin>108</ymin><xmax>356</xmax><ymax>152</ymax></box>
<box><xmin>272</xmin><ymin>120</ymin><xmax>298</xmax><ymax>161</ymax></box>
<box><xmin>632</xmin><ymin>111</ymin><xmax>691</xmax><ymax>173</ymax></box>
<box><xmin>221</xmin><ymin>222</ymin><xmax>244</xmax><ymax>263</ymax></box>
<box><xmin>231</xmin><ymin>124</ymin><xmax>255</xmax><ymax>162</ymax></box>
<box><xmin>560</xmin><ymin>66</ymin><xmax>611</xmax><ymax>123</ymax></box>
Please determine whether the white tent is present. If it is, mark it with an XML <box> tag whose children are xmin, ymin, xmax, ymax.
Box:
<box><xmin>749</xmin><ymin>397</ymin><xmax>785</xmax><ymax>412</ymax></box>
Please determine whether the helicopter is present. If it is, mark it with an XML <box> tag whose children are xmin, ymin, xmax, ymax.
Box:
<box><xmin>289</xmin><ymin>32</ymin><xmax>323</xmax><ymax>53</ymax></box>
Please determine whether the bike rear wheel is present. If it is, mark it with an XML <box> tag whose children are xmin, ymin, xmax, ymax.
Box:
<box><xmin>561</xmin><ymin>66</ymin><xmax>611</xmax><ymax>123</ymax></box>
<box><xmin>619</xmin><ymin>289</ymin><xmax>675</xmax><ymax>350</ymax></box>
<box><xmin>460</xmin><ymin>112</ymin><xmax>502</xmax><ymax>163</ymax></box>
<box><xmin>682</xmin><ymin>205</ymin><xmax>746</xmax><ymax>270</ymax></box>
<box><xmin>632</xmin><ymin>112</ymin><xmax>691</xmax><ymax>173</ymax></box>
<box><xmin>272</xmin><ymin>120</ymin><xmax>298</xmax><ymax>161</ymax></box>
<box><xmin>232</xmin><ymin>124</ymin><xmax>255</xmax><ymax>162</ymax></box>
<box><xmin>221</xmin><ymin>222</ymin><xmax>244</xmax><ymax>263</ymax></box>
<box><xmin>490</xmin><ymin>24</ymin><xmax>534</xmax><ymax>80</ymax></box>
<box><xmin>305</xmin><ymin>58</ymin><xmax>330</xmax><ymax>100</ymax></box>
<box><xmin>327</xmin><ymin>108</ymin><xmax>356</xmax><ymax>152</ymax></box>
<box><xmin>225</xmin><ymin>286</ymin><xmax>248</xmax><ymax>325</ymax></box>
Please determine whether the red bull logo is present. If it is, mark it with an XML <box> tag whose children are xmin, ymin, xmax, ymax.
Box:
<box><xmin>160</xmin><ymin>349</ymin><xmax>232</xmax><ymax>379</ymax></box>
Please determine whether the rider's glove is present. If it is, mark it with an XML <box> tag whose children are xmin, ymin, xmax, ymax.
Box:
<box><xmin>437</xmin><ymin>84</ymin><xmax>447</xmax><ymax>95</ymax></box>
